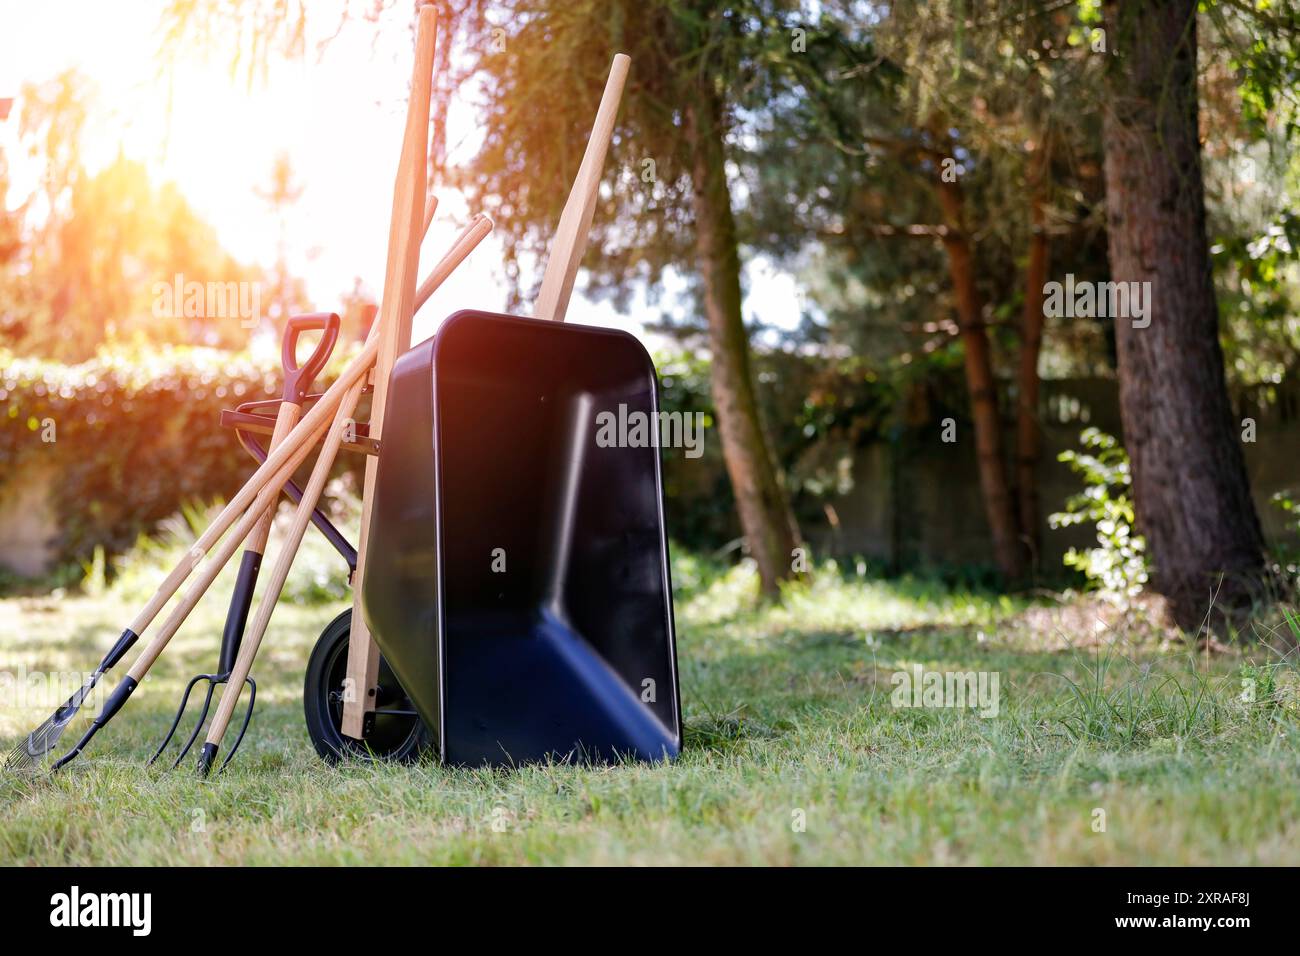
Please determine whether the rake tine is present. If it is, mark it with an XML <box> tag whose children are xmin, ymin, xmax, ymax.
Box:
<box><xmin>217</xmin><ymin>677</ymin><xmax>257</xmax><ymax>775</ymax></box>
<box><xmin>169</xmin><ymin>679</ymin><xmax>220</xmax><ymax>771</ymax></box>
<box><xmin>5</xmin><ymin>699</ymin><xmax>74</xmax><ymax>773</ymax></box>
<box><xmin>147</xmin><ymin>673</ymin><xmax>212</xmax><ymax>767</ymax></box>
<box><xmin>5</xmin><ymin>628</ymin><xmax>137</xmax><ymax>774</ymax></box>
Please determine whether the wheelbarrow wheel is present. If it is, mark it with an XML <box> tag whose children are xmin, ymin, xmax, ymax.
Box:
<box><xmin>304</xmin><ymin>609</ymin><xmax>433</xmax><ymax>764</ymax></box>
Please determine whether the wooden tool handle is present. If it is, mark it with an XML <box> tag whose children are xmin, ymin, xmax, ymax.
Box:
<box><xmin>370</xmin><ymin>3</ymin><xmax>436</xmax><ymax>442</ymax></box>
<box><xmin>247</xmin><ymin>402</ymin><xmax>301</xmax><ymax>554</ymax></box>
<box><xmin>339</xmin><ymin>214</ymin><xmax>494</xmax><ymax>734</ymax></box>
<box><xmin>414</xmin><ymin>213</ymin><xmax>495</xmax><ymax>315</ymax></box>
<box><xmin>342</xmin><ymin>2</ymin><xmax>439</xmax><ymax>740</ymax></box>
<box><xmin>422</xmin><ymin>195</ymin><xmax>438</xmax><ymax>242</ymax></box>
<box><xmin>534</xmin><ymin>53</ymin><xmax>630</xmax><ymax>323</ymax></box>
<box><xmin>125</xmin><ymin>400</ymin><xmax>303</xmax><ymax>682</ymax></box>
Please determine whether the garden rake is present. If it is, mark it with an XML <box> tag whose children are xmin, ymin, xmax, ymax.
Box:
<box><xmin>4</xmin><ymin>628</ymin><xmax>138</xmax><ymax>772</ymax></box>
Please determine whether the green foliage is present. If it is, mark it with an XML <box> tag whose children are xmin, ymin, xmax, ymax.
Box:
<box><xmin>1270</xmin><ymin>487</ymin><xmax>1300</xmax><ymax>569</ymax></box>
<box><xmin>655</xmin><ymin>346</ymin><xmax>901</xmax><ymax>550</ymax></box>
<box><xmin>1272</xmin><ymin>487</ymin><xmax>1300</xmax><ymax>530</ymax></box>
<box><xmin>1</xmin><ymin>341</ymin><xmax>899</xmax><ymax>576</ymax></box>
<box><xmin>1049</xmin><ymin>427</ymin><xmax>1148</xmax><ymax>598</ymax></box>
<box><xmin>1239</xmin><ymin>661</ymin><xmax>1279</xmax><ymax>711</ymax></box>
<box><xmin>78</xmin><ymin>545</ymin><xmax>110</xmax><ymax>598</ymax></box>
<box><xmin>0</xmin><ymin>344</ymin><xmax>360</xmax><ymax>574</ymax></box>
<box><xmin>1205</xmin><ymin>1</ymin><xmax>1300</xmax><ymax>142</ymax></box>
<box><xmin>1210</xmin><ymin>201</ymin><xmax>1300</xmax><ymax>387</ymax></box>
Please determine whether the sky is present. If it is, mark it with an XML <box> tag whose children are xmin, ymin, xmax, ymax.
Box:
<box><xmin>0</xmin><ymin>0</ymin><xmax>801</xmax><ymax>352</ymax></box>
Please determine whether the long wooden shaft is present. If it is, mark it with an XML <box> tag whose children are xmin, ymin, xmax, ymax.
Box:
<box><xmin>422</xmin><ymin>195</ymin><xmax>438</xmax><ymax>241</ymax></box>
<box><xmin>342</xmin><ymin>3</ymin><xmax>439</xmax><ymax>739</ymax></box>
<box><xmin>246</xmin><ymin>403</ymin><xmax>301</xmax><ymax>554</ymax></box>
<box><xmin>413</xmin><ymin>213</ymin><xmax>494</xmax><ymax>314</ymax></box>
<box><xmin>534</xmin><ymin>54</ymin><xmax>630</xmax><ymax>323</ymax></box>
<box><xmin>339</xmin><ymin>214</ymin><xmax>494</xmax><ymax>736</ymax></box>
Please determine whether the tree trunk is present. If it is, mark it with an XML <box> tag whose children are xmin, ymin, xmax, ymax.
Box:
<box><xmin>685</xmin><ymin>90</ymin><xmax>801</xmax><ymax>596</ymax></box>
<box><xmin>1102</xmin><ymin>0</ymin><xmax>1266</xmax><ymax>627</ymax></box>
<box><xmin>934</xmin><ymin>175</ymin><xmax>1025</xmax><ymax>581</ymax></box>
<box><xmin>1016</xmin><ymin>149</ymin><xmax>1049</xmax><ymax>572</ymax></box>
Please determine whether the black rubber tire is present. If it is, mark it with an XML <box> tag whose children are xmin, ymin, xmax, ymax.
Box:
<box><xmin>303</xmin><ymin>609</ymin><xmax>433</xmax><ymax>764</ymax></box>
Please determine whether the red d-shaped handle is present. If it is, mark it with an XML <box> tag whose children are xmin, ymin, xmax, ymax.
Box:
<box><xmin>281</xmin><ymin>312</ymin><xmax>341</xmax><ymax>404</ymax></box>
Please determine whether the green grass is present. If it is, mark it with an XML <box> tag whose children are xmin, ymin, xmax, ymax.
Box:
<box><xmin>1</xmin><ymin>537</ymin><xmax>1299</xmax><ymax>865</ymax></box>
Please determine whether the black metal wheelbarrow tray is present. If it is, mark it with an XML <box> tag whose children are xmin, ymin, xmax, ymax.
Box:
<box><xmin>360</xmin><ymin>309</ymin><xmax>682</xmax><ymax>767</ymax></box>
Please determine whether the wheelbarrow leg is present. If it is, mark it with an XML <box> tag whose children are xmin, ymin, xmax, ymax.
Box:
<box><xmin>341</xmin><ymin>617</ymin><xmax>381</xmax><ymax>738</ymax></box>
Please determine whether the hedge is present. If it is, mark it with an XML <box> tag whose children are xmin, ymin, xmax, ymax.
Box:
<box><xmin>0</xmin><ymin>344</ymin><xmax>363</xmax><ymax>569</ymax></box>
<box><xmin>0</xmin><ymin>342</ymin><xmax>903</xmax><ymax>574</ymax></box>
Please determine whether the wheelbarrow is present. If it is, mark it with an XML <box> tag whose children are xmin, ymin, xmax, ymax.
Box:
<box><xmin>215</xmin><ymin>319</ymin><xmax>681</xmax><ymax>768</ymax></box>
<box><xmin>349</xmin><ymin>51</ymin><xmax>681</xmax><ymax>767</ymax></box>
<box><xmin>321</xmin><ymin>52</ymin><xmax>682</xmax><ymax>768</ymax></box>
<box><xmin>228</xmin><ymin>306</ymin><xmax>683</xmax><ymax>767</ymax></box>
<box><xmin>359</xmin><ymin>309</ymin><xmax>682</xmax><ymax>766</ymax></box>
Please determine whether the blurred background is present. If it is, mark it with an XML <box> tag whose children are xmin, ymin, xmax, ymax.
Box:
<box><xmin>1</xmin><ymin>0</ymin><xmax>1297</xmax><ymax>630</ymax></box>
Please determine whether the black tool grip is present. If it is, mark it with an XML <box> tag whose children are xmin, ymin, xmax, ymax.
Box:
<box><xmin>99</xmin><ymin>627</ymin><xmax>139</xmax><ymax>671</ymax></box>
<box><xmin>281</xmin><ymin>312</ymin><xmax>341</xmax><ymax>404</ymax></box>
<box><xmin>51</xmin><ymin>676</ymin><xmax>138</xmax><ymax>771</ymax></box>
<box><xmin>219</xmin><ymin>551</ymin><xmax>262</xmax><ymax>674</ymax></box>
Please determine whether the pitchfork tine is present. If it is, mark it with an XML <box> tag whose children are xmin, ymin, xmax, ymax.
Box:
<box><xmin>168</xmin><ymin>680</ymin><xmax>219</xmax><ymax>770</ymax></box>
<box><xmin>217</xmin><ymin>677</ymin><xmax>257</xmax><ymax>774</ymax></box>
<box><xmin>148</xmin><ymin>673</ymin><xmax>212</xmax><ymax>767</ymax></box>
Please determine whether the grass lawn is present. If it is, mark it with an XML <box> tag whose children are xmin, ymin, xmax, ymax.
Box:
<box><xmin>1</xmin><ymin>540</ymin><xmax>1298</xmax><ymax>865</ymax></box>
